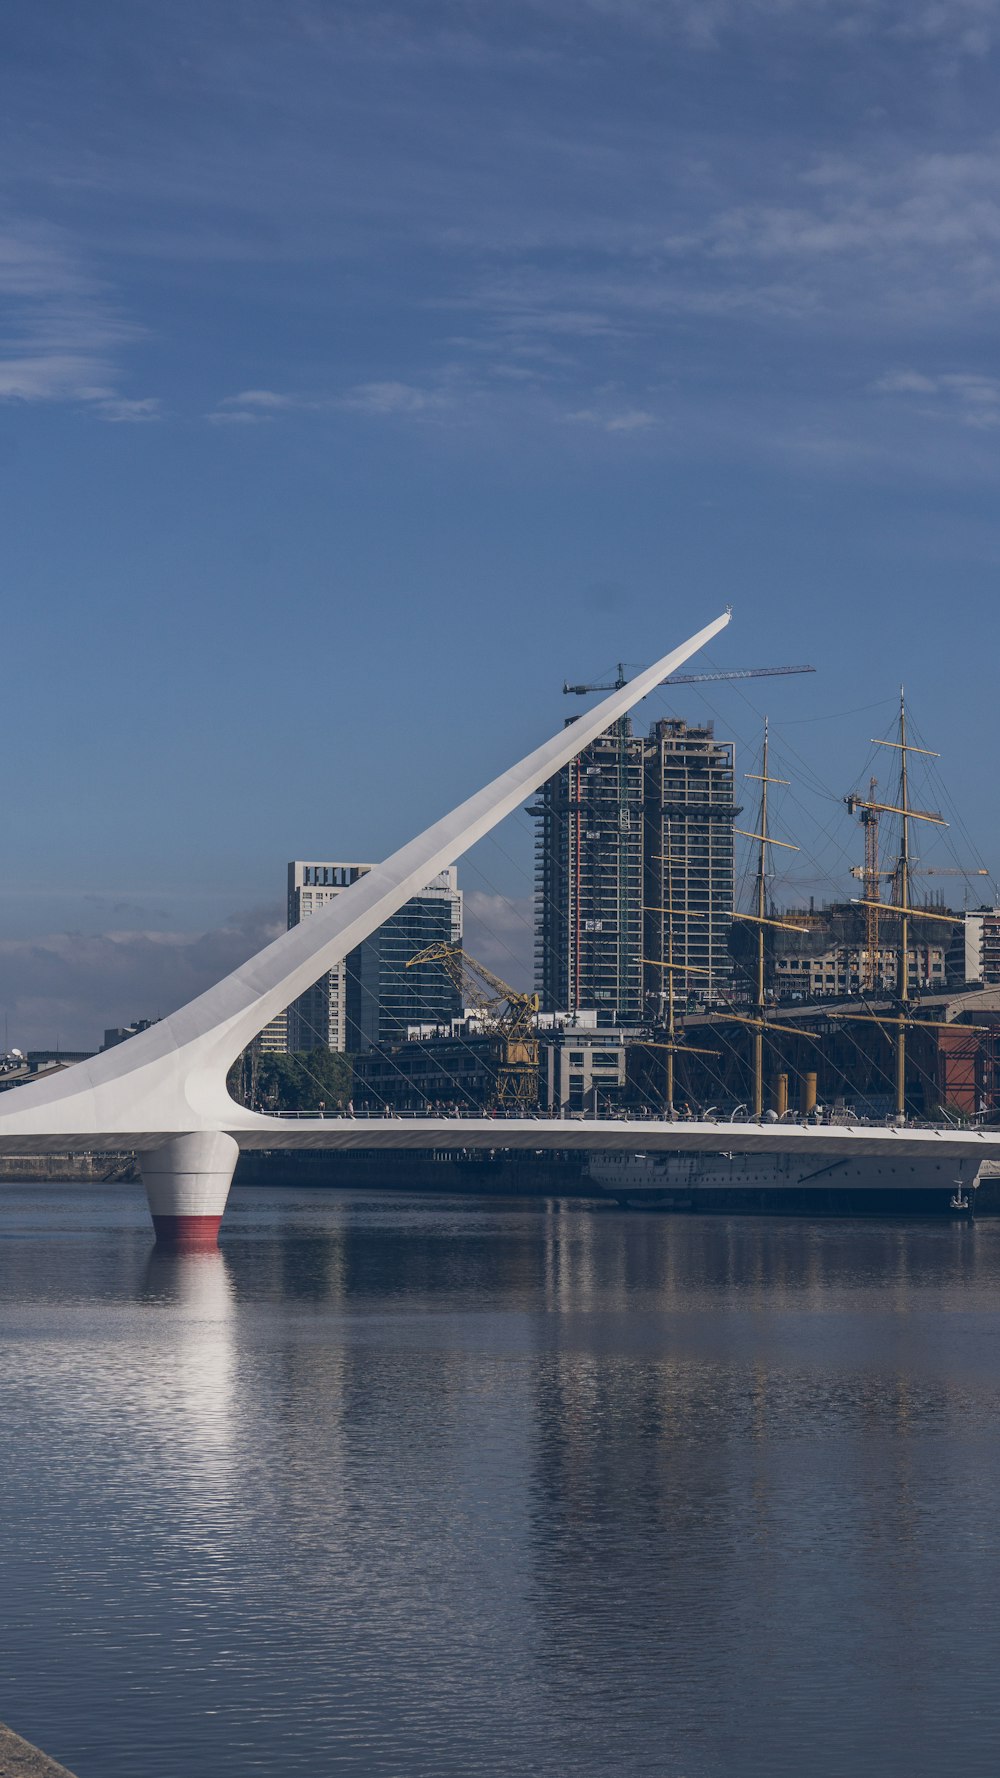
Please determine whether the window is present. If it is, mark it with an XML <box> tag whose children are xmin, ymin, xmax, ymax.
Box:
<box><xmin>568</xmin><ymin>1051</ymin><xmax>585</xmax><ymax>1065</ymax></box>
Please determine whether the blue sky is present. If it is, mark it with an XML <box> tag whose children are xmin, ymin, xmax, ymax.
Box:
<box><xmin>2</xmin><ymin>0</ymin><xmax>999</xmax><ymax>1046</ymax></box>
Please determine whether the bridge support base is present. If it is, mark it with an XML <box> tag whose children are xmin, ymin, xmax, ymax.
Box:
<box><xmin>140</xmin><ymin>1131</ymin><xmax>239</xmax><ymax>1248</ymax></box>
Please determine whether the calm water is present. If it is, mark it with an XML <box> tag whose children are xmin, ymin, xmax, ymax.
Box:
<box><xmin>2</xmin><ymin>1184</ymin><xmax>1000</xmax><ymax>1777</ymax></box>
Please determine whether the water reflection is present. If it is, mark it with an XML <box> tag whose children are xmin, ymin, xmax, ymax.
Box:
<box><xmin>3</xmin><ymin>1187</ymin><xmax>1000</xmax><ymax>1778</ymax></box>
<box><xmin>138</xmin><ymin>1249</ymin><xmax>237</xmax><ymax>1497</ymax></box>
<box><xmin>521</xmin><ymin>1214</ymin><xmax>1000</xmax><ymax>1777</ymax></box>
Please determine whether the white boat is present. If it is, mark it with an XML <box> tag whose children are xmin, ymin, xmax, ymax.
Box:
<box><xmin>586</xmin><ymin>1148</ymin><xmax>982</xmax><ymax>1214</ymax></box>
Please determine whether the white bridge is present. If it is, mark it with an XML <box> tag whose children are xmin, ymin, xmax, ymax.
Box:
<box><xmin>3</xmin><ymin>609</ymin><xmax>997</xmax><ymax>1243</ymax></box>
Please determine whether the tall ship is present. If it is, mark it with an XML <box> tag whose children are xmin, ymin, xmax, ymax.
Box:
<box><xmin>585</xmin><ymin>1147</ymin><xmax>983</xmax><ymax>1214</ymax></box>
<box><xmin>588</xmin><ymin>698</ymin><xmax>983</xmax><ymax>1214</ymax></box>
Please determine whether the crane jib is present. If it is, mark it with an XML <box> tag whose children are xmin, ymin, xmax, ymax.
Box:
<box><xmin>563</xmin><ymin>664</ymin><xmax>815</xmax><ymax>694</ymax></box>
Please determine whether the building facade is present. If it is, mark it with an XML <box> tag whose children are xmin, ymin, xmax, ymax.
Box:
<box><xmin>533</xmin><ymin>715</ymin><xmax>736</xmax><ymax>1022</ymax></box>
<box><xmin>257</xmin><ymin>1010</ymin><xmax>289</xmax><ymax>1055</ymax></box>
<box><xmin>771</xmin><ymin>904</ymin><xmax>950</xmax><ymax>999</ymax></box>
<box><xmin>540</xmin><ymin>1025</ymin><xmax>629</xmax><ymax>1116</ymax></box>
<box><xmin>284</xmin><ymin>860</ymin><xmax>463</xmax><ymax>1054</ymax></box>
<box><xmin>286</xmin><ymin>862</ymin><xmax>372</xmax><ymax>1052</ymax></box>
<box><xmin>962</xmin><ymin>909</ymin><xmax>1000</xmax><ymax>986</ymax></box>
<box><xmin>345</xmin><ymin>867</ymin><xmax>463</xmax><ymax>1051</ymax></box>
<box><xmin>533</xmin><ymin>718</ymin><xmax>645</xmax><ymax>1023</ymax></box>
<box><xmin>643</xmin><ymin>719</ymin><xmax>737</xmax><ymax>1010</ymax></box>
<box><xmin>355</xmin><ymin>1019</ymin><xmax>630</xmax><ymax>1116</ymax></box>
<box><xmin>354</xmin><ymin>1031</ymin><xmax>503</xmax><ymax>1112</ymax></box>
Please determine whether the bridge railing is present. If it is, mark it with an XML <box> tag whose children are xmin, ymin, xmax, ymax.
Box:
<box><xmin>262</xmin><ymin>1107</ymin><xmax>984</xmax><ymax>1129</ymax></box>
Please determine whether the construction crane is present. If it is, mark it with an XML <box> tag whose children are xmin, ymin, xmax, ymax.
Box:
<box><xmin>845</xmin><ymin>776</ymin><xmax>980</xmax><ymax>986</ymax></box>
<box><xmin>406</xmin><ymin>942</ymin><xmax>539</xmax><ymax>1113</ymax></box>
<box><xmin>849</xmin><ymin>867</ymin><xmax>988</xmax><ymax>879</ymax></box>
<box><xmin>849</xmin><ymin>859</ymin><xmax>987</xmax><ymax>945</ymax></box>
<box><xmin>563</xmin><ymin>663</ymin><xmax>816</xmax><ymax>695</ymax></box>
<box><xmin>917</xmin><ymin>868</ymin><xmax>989</xmax><ymax>879</ymax></box>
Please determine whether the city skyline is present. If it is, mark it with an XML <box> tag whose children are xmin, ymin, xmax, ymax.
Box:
<box><xmin>3</xmin><ymin>1</ymin><xmax>1000</xmax><ymax>1045</ymax></box>
<box><xmin>3</xmin><ymin>700</ymin><xmax>994</xmax><ymax>1053</ymax></box>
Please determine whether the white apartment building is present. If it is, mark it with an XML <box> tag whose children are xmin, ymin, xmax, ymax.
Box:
<box><xmin>963</xmin><ymin>909</ymin><xmax>1000</xmax><ymax>986</ymax></box>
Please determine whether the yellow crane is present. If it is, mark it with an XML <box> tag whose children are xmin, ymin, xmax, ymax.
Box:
<box><xmin>406</xmin><ymin>942</ymin><xmax>540</xmax><ymax>1112</ymax></box>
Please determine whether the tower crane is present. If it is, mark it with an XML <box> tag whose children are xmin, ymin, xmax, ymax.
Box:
<box><xmin>563</xmin><ymin>663</ymin><xmax>816</xmax><ymax>695</ymax></box>
<box><xmin>406</xmin><ymin>942</ymin><xmax>539</xmax><ymax>1112</ymax></box>
<box><xmin>849</xmin><ymin>861</ymin><xmax>987</xmax><ymax>935</ymax></box>
<box><xmin>916</xmin><ymin>868</ymin><xmax>989</xmax><ymax>879</ymax></box>
<box><xmin>849</xmin><ymin>867</ymin><xmax>988</xmax><ymax>879</ymax></box>
<box><xmin>844</xmin><ymin>782</ymin><xmax>979</xmax><ymax>986</ymax></box>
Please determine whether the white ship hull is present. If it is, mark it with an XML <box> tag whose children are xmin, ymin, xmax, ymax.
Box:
<box><xmin>587</xmin><ymin>1148</ymin><xmax>981</xmax><ymax>1213</ymax></box>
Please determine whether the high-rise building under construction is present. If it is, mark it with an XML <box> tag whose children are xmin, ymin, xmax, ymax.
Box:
<box><xmin>533</xmin><ymin>717</ymin><xmax>645</xmax><ymax>1023</ymax></box>
<box><xmin>534</xmin><ymin>717</ymin><xmax>736</xmax><ymax>1021</ymax></box>
<box><xmin>642</xmin><ymin>719</ymin><xmax>737</xmax><ymax>1012</ymax></box>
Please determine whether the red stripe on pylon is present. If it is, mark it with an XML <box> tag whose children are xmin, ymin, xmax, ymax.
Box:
<box><xmin>151</xmin><ymin>1214</ymin><xmax>223</xmax><ymax>1249</ymax></box>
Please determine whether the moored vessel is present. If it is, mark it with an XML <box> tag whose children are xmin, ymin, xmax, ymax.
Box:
<box><xmin>586</xmin><ymin>1147</ymin><xmax>981</xmax><ymax>1214</ymax></box>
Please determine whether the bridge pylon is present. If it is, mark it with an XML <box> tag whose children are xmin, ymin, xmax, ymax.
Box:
<box><xmin>139</xmin><ymin>1132</ymin><xmax>240</xmax><ymax>1247</ymax></box>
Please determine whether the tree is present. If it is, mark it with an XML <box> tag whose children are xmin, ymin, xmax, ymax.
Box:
<box><xmin>228</xmin><ymin>1046</ymin><xmax>354</xmax><ymax>1111</ymax></box>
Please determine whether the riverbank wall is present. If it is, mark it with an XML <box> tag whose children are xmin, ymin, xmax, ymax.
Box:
<box><xmin>0</xmin><ymin>1148</ymin><xmax>589</xmax><ymax>1194</ymax></box>
<box><xmin>5</xmin><ymin>1147</ymin><xmax>1000</xmax><ymax>1210</ymax></box>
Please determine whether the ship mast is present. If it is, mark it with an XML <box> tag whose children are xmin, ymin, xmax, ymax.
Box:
<box><xmin>753</xmin><ymin>720</ymin><xmax>770</xmax><ymax>1119</ymax></box>
<box><xmin>896</xmin><ymin>690</ymin><xmax>911</xmax><ymax>1119</ymax></box>
<box><xmin>665</xmin><ymin>814</ymin><xmax>676</xmax><ymax>1113</ymax></box>
<box><xmin>722</xmin><ymin>722</ymin><xmax>807</xmax><ymax>1117</ymax></box>
<box><xmin>864</xmin><ymin>776</ymin><xmax>880</xmax><ymax>992</ymax></box>
<box><xmin>845</xmin><ymin>695</ymin><xmax>951</xmax><ymax>1122</ymax></box>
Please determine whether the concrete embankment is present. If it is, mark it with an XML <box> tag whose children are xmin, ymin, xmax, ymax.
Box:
<box><xmin>0</xmin><ymin>1153</ymin><xmax>136</xmax><ymax>1182</ymax></box>
<box><xmin>233</xmin><ymin>1148</ymin><xmax>592</xmax><ymax>1194</ymax></box>
<box><xmin>7</xmin><ymin>1146</ymin><xmax>1000</xmax><ymax>1211</ymax></box>
<box><xmin>0</xmin><ymin>1721</ymin><xmax>79</xmax><ymax>1776</ymax></box>
<box><xmin>0</xmin><ymin>1149</ymin><xmax>588</xmax><ymax>1193</ymax></box>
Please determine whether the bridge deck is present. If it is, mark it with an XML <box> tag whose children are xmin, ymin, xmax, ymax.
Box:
<box><xmin>1</xmin><ymin>1118</ymin><xmax>998</xmax><ymax>1160</ymax></box>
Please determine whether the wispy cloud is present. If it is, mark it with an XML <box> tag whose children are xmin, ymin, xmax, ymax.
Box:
<box><xmin>551</xmin><ymin>0</ymin><xmax>1000</xmax><ymax>54</ymax></box>
<box><xmin>566</xmin><ymin>405</ymin><xmax>657</xmax><ymax>432</ymax></box>
<box><xmin>698</xmin><ymin>148</ymin><xmax>1000</xmax><ymax>268</ymax></box>
<box><xmin>223</xmin><ymin>388</ymin><xmax>299</xmax><ymax>410</ymax></box>
<box><xmin>6</xmin><ymin>1</ymin><xmax>995</xmax><ymax>467</ymax></box>
<box><xmin>606</xmin><ymin>407</ymin><xmax>657</xmax><ymax>431</ymax></box>
<box><xmin>0</xmin><ymin>905</ymin><xmax>283</xmax><ymax>1052</ymax></box>
<box><xmin>296</xmin><ymin>1</ymin><xmax>1000</xmax><ymax>60</ymax></box>
<box><xmin>94</xmin><ymin>395</ymin><xmax>161</xmax><ymax>423</ymax></box>
<box><xmin>340</xmin><ymin>379</ymin><xmax>451</xmax><ymax>416</ymax></box>
<box><xmin>875</xmin><ymin>368</ymin><xmax>1000</xmax><ymax>426</ymax></box>
<box><xmin>207</xmin><ymin>379</ymin><xmax>459</xmax><ymax>424</ymax></box>
<box><xmin>205</xmin><ymin>387</ymin><xmax>307</xmax><ymax>423</ymax></box>
<box><xmin>206</xmin><ymin>407</ymin><xmax>263</xmax><ymax>425</ymax></box>
<box><xmin>0</xmin><ymin>220</ymin><xmax>157</xmax><ymax>419</ymax></box>
<box><xmin>443</xmin><ymin>138</ymin><xmax>1000</xmax><ymax>383</ymax></box>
